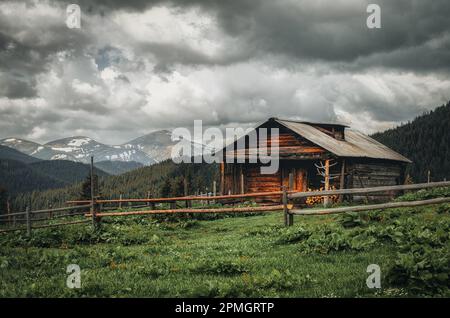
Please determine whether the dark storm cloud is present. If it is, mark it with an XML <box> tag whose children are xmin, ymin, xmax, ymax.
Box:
<box><xmin>70</xmin><ymin>0</ymin><xmax>450</xmax><ymax>72</ymax></box>
<box><xmin>0</xmin><ymin>1</ymin><xmax>93</xmax><ymax>99</ymax></box>
<box><xmin>0</xmin><ymin>0</ymin><xmax>449</xmax><ymax>143</ymax></box>
<box><xmin>0</xmin><ymin>75</ymin><xmax>37</xmax><ymax>98</ymax></box>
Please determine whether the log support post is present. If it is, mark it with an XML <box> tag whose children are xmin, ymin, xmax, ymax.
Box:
<box><xmin>323</xmin><ymin>159</ymin><xmax>330</xmax><ymax>207</ymax></box>
<box><xmin>338</xmin><ymin>159</ymin><xmax>346</xmax><ymax>203</ymax></box>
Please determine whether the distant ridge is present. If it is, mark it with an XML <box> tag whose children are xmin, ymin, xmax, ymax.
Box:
<box><xmin>372</xmin><ymin>101</ymin><xmax>450</xmax><ymax>182</ymax></box>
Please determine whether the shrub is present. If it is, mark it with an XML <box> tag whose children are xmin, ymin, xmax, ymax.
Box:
<box><xmin>387</xmin><ymin>244</ymin><xmax>450</xmax><ymax>296</ymax></box>
<box><xmin>192</xmin><ymin>259</ymin><xmax>249</xmax><ymax>276</ymax></box>
<box><xmin>339</xmin><ymin>212</ymin><xmax>366</xmax><ymax>228</ymax></box>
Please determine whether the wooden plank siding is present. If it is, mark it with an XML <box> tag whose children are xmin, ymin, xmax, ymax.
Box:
<box><xmin>224</xmin><ymin>125</ymin><xmax>327</xmax><ymax>161</ymax></box>
<box><xmin>346</xmin><ymin>160</ymin><xmax>405</xmax><ymax>202</ymax></box>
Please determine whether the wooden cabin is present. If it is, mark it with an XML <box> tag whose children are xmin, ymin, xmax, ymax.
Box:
<box><xmin>219</xmin><ymin>118</ymin><xmax>411</xmax><ymax>203</ymax></box>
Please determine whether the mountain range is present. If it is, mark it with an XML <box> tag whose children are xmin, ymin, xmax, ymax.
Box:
<box><xmin>0</xmin><ymin>130</ymin><xmax>185</xmax><ymax>166</ymax></box>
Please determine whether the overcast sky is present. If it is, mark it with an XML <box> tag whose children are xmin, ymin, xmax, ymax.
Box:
<box><xmin>0</xmin><ymin>0</ymin><xmax>449</xmax><ymax>145</ymax></box>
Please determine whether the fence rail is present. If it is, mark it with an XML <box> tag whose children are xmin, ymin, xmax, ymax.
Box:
<box><xmin>84</xmin><ymin>204</ymin><xmax>293</xmax><ymax>218</ymax></box>
<box><xmin>0</xmin><ymin>204</ymin><xmax>91</xmax><ymax>218</ymax></box>
<box><xmin>288</xmin><ymin>181</ymin><xmax>450</xmax><ymax>199</ymax></box>
<box><xmin>66</xmin><ymin>190</ymin><xmax>289</xmax><ymax>205</ymax></box>
<box><xmin>1</xmin><ymin>179</ymin><xmax>449</xmax><ymax>235</ymax></box>
<box><xmin>283</xmin><ymin>180</ymin><xmax>450</xmax><ymax>225</ymax></box>
<box><xmin>290</xmin><ymin>197</ymin><xmax>450</xmax><ymax>216</ymax></box>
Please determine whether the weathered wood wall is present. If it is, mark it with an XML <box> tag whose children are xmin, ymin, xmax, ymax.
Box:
<box><xmin>346</xmin><ymin>159</ymin><xmax>405</xmax><ymax>201</ymax></box>
<box><xmin>225</xmin><ymin>124</ymin><xmax>326</xmax><ymax>161</ymax></box>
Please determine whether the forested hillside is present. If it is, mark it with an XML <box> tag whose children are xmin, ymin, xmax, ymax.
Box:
<box><xmin>372</xmin><ymin>101</ymin><xmax>450</xmax><ymax>183</ymax></box>
<box><xmin>0</xmin><ymin>145</ymin><xmax>41</xmax><ymax>164</ymax></box>
<box><xmin>95</xmin><ymin>160</ymin><xmax>143</xmax><ymax>175</ymax></box>
<box><xmin>0</xmin><ymin>146</ymin><xmax>109</xmax><ymax>202</ymax></box>
<box><xmin>29</xmin><ymin>160</ymin><xmax>109</xmax><ymax>184</ymax></box>
<box><xmin>10</xmin><ymin>160</ymin><xmax>219</xmax><ymax>212</ymax></box>
<box><xmin>0</xmin><ymin>159</ymin><xmax>67</xmax><ymax>195</ymax></box>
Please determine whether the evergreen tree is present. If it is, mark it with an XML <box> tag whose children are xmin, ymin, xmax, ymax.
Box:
<box><xmin>79</xmin><ymin>174</ymin><xmax>100</xmax><ymax>200</ymax></box>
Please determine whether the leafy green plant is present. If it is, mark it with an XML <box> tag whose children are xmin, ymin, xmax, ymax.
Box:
<box><xmin>339</xmin><ymin>212</ymin><xmax>366</xmax><ymax>228</ymax></box>
<box><xmin>192</xmin><ymin>259</ymin><xmax>249</xmax><ymax>276</ymax></box>
<box><xmin>387</xmin><ymin>245</ymin><xmax>450</xmax><ymax>296</ymax></box>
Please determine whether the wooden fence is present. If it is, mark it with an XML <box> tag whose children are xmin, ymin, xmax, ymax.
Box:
<box><xmin>285</xmin><ymin>181</ymin><xmax>450</xmax><ymax>225</ymax></box>
<box><xmin>0</xmin><ymin>204</ymin><xmax>91</xmax><ymax>235</ymax></box>
<box><xmin>68</xmin><ymin>180</ymin><xmax>450</xmax><ymax>227</ymax></box>
<box><xmin>1</xmin><ymin>177</ymin><xmax>449</xmax><ymax>236</ymax></box>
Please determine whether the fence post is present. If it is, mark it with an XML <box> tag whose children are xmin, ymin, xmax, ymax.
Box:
<box><xmin>7</xmin><ymin>197</ymin><xmax>11</xmax><ymax>225</ymax></box>
<box><xmin>12</xmin><ymin>201</ymin><xmax>16</xmax><ymax>226</ymax></box>
<box><xmin>90</xmin><ymin>156</ymin><xmax>99</xmax><ymax>231</ymax></box>
<box><xmin>26</xmin><ymin>206</ymin><xmax>32</xmax><ymax>237</ymax></box>
<box><xmin>213</xmin><ymin>181</ymin><xmax>217</xmax><ymax>204</ymax></box>
<box><xmin>184</xmin><ymin>178</ymin><xmax>189</xmax><ymax>208</ymax></box>
<box><xmin>283</xmin><ymin>186</ymin><xmax>292</xmax><ymax>227</ymax></box>
<box><xmin>427</xmin><ymin>170</ymin><xmax>431</xmax><ymax>183</ymax></box>
<box><xmin>119</xmin><ymin>194</ymin><xmax>122</xmax><ymax>209</ymax></box>
<box><xmin>147</xmin><ymin>191</ymin><xmax>151</xmax><ymax>207</ymax></box>
<box><xmin>288</xmin><ymin>173</ymin><xmax>294</xmax><ymax>226</ymax></box>
<box><xmin>149</xmin><ymin>193</ymin><xmax>155</xmax><ymax>210</ymax></box>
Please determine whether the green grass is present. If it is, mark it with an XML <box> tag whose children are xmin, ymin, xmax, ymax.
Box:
<box><xmin>1</xmin><ymin>192</ymin><xmax>449</xmax><ymax>298</ymax></box>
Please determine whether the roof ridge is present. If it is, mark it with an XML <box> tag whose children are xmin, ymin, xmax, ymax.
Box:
<box><xmin>275</xmin><ymin>118</ymin><xmax>349</xmax><ymax>127</ymax></box>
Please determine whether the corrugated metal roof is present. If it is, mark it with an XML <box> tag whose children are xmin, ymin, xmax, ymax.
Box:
<box><xmin>275</xmin><ymin>119</ymin><xmax>412</xmax><ymax>163</ymax></box>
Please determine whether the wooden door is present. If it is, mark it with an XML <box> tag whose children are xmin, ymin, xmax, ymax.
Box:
<box><xmin>282</xmin><ymin>166</ymin><xmax>307</xmax><ymax>191</ymax></box>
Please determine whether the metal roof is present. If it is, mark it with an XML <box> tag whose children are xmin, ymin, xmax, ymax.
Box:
<box><xmin>275</xmin><ymin>119</ymin><xmax>412</xmax><ymax>163</ymax></box>
<box><xmin>272</xmin><ymin>117</ymin><xmax>349</xmax><ymax>128</ymax></box>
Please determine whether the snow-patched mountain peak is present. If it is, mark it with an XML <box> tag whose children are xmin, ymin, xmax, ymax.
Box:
<box><xmin>1</xmin><ymin>129</ymin><xmax>209</xmax><ymax>166</ymax></box>
<box><xmin>44</xmin><ymin>136</ymin><xmax>155</xmax><ymax>165</ymax></box>
<box><xmin>0</xmin><ymin>138</ymin><xmax>64</xmax><ymax>160</ymax></box>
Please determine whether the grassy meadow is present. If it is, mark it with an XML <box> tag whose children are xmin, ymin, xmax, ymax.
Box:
<box><xmin>0</xmin><ymin>188</ymin><xmax>449</xmax><ymax>298</ymax></box>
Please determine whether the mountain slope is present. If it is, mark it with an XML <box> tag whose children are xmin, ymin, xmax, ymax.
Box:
<box><xmin>0</xmin><ymin>145</ymin><xmax>41</xmax><ymax>164</ymax></box>
<box><xmin>0</xmin><ymin>159</ymin><xmax>67</xmax><ymax>195</ymax></box>
<box><xmin>95</xmin><ymin>160</ymin><xmax>143</xmax><ymax>175</ymax></box>
<box><xmin>11</xmin><ymin>160</ymin><xmax>220</xmax><ymax>211</ymax></box>
<box><xmin>0</xmin><ymin>138</ymin><xmax>72</xmax><ymax>161</ymax></box>
<box><xmin>0</xmin><ymin>146</ymin><xmax>109</xmax><ymax>195</ymax></box>
<box><xmin>122</xmin><ymin>130</ymin><xmax>210</xmax><ymax>163</ymax></box>
<box><xmin>372</xmin><ymin>101</ymin><xmax>450</xmax><ymax>182</ymax></box>
<box><xmin>121</xmin><ymin>130</ymin><xmax>176</xmax><ymax>163</ymax></box>
<box><xmin>29</xmin><ymin>160</ymin><xmax>109</xmax><ymax>185</ymax></box>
